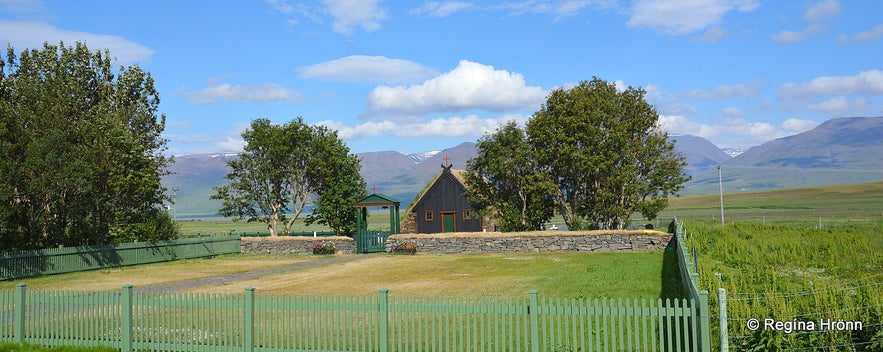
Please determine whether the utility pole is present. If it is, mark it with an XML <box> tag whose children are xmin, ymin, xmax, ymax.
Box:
<box><xmin>717</xmin><ymin>165</ymin><xmax>724</xmax><ymax>226</ymax></box>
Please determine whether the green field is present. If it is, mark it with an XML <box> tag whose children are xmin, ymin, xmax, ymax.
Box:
<box><xmin>681</xmin><ymin>219</ymin><xmax>883</xmax><ymax>351</ymax></box>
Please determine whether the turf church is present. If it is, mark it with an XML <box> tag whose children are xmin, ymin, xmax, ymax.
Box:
<box><xmin>402</xmin><ymin>157</ymin><xmax>493</xmax><ymax>234</ymax></box>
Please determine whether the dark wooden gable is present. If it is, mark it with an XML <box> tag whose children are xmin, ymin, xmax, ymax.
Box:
<box><xmin>411</xmin><ymin>165</ymin><xmax>481</xmax><ymax>233</ymax></box>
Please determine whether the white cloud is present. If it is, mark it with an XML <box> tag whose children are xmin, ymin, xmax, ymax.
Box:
<box><xmin>411</xmin><ymin>2</ymin><xmax>473</xmax><ymax>17</ymax></box>
<box><xmin>0</xmin><ymin>0</ymin><xmax>45</xmax><ymax>14</ymax></box>
<box><xmin>772</xmin><ymin>0</ymin><xmax>839</xmax><ymax>44</ymax></box>
<box><xmin>298</xmin><ymin>55</ymin><xmax>437</xmax><ymax>84</ymax></box>
<box><xmin>807</xmin><ymin>97</ymin><xmax>871</xmax><ymax>116</ymax></box>
<box><xmin>699</xmin><ymin>26</ymin><xmax>727</xmax><ymax>43</ymax></box>
<box><xmin>626</xmin><ymin>0</ymin><xmax>759</xmax><ymax>36</ymax></box>
<box><xmin>802</xmin><ymin>0</ymin><xmax>840</xmax><ymax>22</ymax></box>
<box><xmin>318</xmin><ymin>114</ymin><xmax>529</xmax><ymax>140</ymax></box>
<box><xmin>838</xmin><ymin>24</ymin><xmax>883</xmax><ymax>43</ymax></box>
<box><xmin>781</xmin><ymin>118</ymin><xmax>819</xmax><ymax>132</ymax></box>
<box><xmin>722</xmin><ymin>107</ymin><xmax>743</xmax><ymax>117</ymax></box>
<box><xmin>0</xmin><ymin>21</ymin><xmax>154</xmax><ymax>64</ymax></box>
<box><xmin>366</xmin><ymin>60</ymin><xmax>547</xmax><ymax>115</ymax></box>
<box><xmin>684</xmin><ymin>80</ymin><xmax>763</xmax><ymax>99</ymax></box>
<box><xmin>217</xmin><ymin>136</ymin><xmax>246</xmax><ymax>152</ymax></box>
<box><xmin>659</xmin><ymin>115</ymin><xmax>823</xmax><ymax>148</ymax></box>
<box><xmin>186</xmin><ymin>82</ymin><xmax>303</xmax><ymax>104</ymax></box>
<box><xmin>322</xmin><ymin>0</ymin><xmax>388</xmax><ymax>35</ymax></box>
<box><xmin>777</xmin><ymin>70</ymin><xmax>883</xmax><ymax>100</ymax></box>
<box><xmin>167</xmin><ymin>134</ymin><xmax>214</xmax><ymax>144</ymax></box>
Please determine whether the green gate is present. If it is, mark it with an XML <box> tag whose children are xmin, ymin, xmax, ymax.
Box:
<box><xmin>355</xmin><ymin>230</ymin><xmax>391</xmax><ymax>253</ymax></box>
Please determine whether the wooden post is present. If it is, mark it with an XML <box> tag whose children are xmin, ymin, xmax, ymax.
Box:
<box><xmin>378</xmin><ymin>288</ymin><xmax>389</xmax><ymax>352</ymax></box>
<box><xmin>14</xmin><ymin>283</ymin><xmax>25</xmax><ymax>343</ymax></box>
<box><xmin>529</xmin><ymin>290</ymin><xmax>540</xmax><ymax>352</ymax></box>
<box><xmin>122</xmin><ymin>285</ymin><xmax>133</xmax><ymax>352</ymax></box>
<box><xmin>244</xmin><ymin>287</ymin><xmax>255</xmax><ymax>352</ymax></box>
<box><xmin>718</xmin><ymin>288</ymin><xmax>729</xmax><ymax>352</ymax></box>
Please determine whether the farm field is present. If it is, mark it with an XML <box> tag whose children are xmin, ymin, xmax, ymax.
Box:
<box><xmin>682</xmin><ymin>220</ymin><xmax>883</xmax><ymax>350</ymax></box>
<box><xmin>1</xmin><ymin>252</ymin><xmax>672</xmax><ymax>299</ymax></box>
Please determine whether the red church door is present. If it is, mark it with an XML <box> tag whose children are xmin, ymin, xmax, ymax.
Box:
<box><xmin>441</xmin><ymin>212</ymin><xmax>456</xmax><ymax>233</ymax></box>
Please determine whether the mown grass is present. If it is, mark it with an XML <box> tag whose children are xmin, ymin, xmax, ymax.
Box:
<box><xmin>2</xmin><ymin>252</ymin><xmax>670</xmax><ymax>299</ymax></box>
<box><xmin>187</xmin><ymin>251</ymin><xmax>669</xmax><ymax>298</ymax></box>
<box><xmin>682</xmin><ymin>220</ymin><xmax>883</xmax><ymax>351</ymax></box>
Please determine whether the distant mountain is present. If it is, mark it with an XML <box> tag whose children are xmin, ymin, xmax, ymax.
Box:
<box><xmin>669</xmin><ymin>134</ymin><xmax>731</xmax><ymax>176</ymax></box>
<box><xmin>163</xmin><ymin>153</ymin><xmax>238</xmax><ymax>217</ymax></box>
<box><xmin>685</xmin><ymin>116</ymin><xmax>883</xmax><ymax>193</ymax></box>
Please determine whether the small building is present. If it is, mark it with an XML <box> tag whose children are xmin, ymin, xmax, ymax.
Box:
<box><xmin>402</xmin><ymin>164</ymin><xmax>493</xmax><ymax>234</ymax></box>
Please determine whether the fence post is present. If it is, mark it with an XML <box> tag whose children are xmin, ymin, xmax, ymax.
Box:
<box><xmin>698</xmin><ymin>290</ymin><xmax>711</xmax><ymax>352</ymax></box>
<box><xmin>529</xmin><ymin>290</ymin><xmax>540</xmax><ymax>352</ymax></box>
<box><xmin>14</xmin><ymin>283</ymin><xmax>25</xmax><ymax>343</ymax></box>
<box><xmin>718</xmin><ymin>288</ymin><xmax>729</xmax><ymax>352</ymax></box>
<box><xmin>378</xmin><ymin>288</ymin><xmax>389</xmax><ymax>352</ymax></box>
<box><xmin>122</xmin><ymin>284</ymin><xmax>133</xmax><ymax>352</ymax></box>
<box><xmin>244</xmin><ymin>287</ymin><xmax>255</xmax><ymax>352</ymax></box>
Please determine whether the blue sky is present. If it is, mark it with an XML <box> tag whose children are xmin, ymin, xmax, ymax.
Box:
<box><xmin>2</xmin><ymin>0</ymin><xmax>882</xmax><ymax>155</ymax></box>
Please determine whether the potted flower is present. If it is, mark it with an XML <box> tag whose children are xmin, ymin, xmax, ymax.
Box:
<box><xmin>391</xmin><ymin>240</ymin><xmax>417</xmax><ymax>255</ymax></box>
<box><xmin>311</xmin><ymin>241</ymin><xmax>335</xmax><ymax>255</ymax></box>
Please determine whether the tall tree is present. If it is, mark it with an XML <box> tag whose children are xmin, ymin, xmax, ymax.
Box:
<box><xmin>213</xmin><ymin>118</ymin><xmax>366</xmax><ymax>236</ymax></box>
<box><xmin>464</xmin><ymin>121</ymin><xmax>555</xmax><ymax>232</ymax></box>
<box><xmin>303</xmin><ymin>126</ymin><xmax>367</xmax><ymax>235</ymax></box>
<box><xmin>0</xmin><ymin>42</ymin><xmax>175</xmax><ymax>250</ymax></box>
<box><xmin>527</xmin><ymin>77</ymin><xmax>689</xmax><ymax>229</ymax></box>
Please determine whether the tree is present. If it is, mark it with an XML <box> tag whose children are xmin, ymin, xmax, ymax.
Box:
<box><xmin>0</xmin><ymin>42</ymin><xmax>175</xmax><ymax>250</ymax></box>
<box><xmin>526</xmin><ymin>77</ymin><xmax>689</xmax><ymax>229</ymax></box>
<box><xmin>464</xmin><ymin>121</ymin><xmax>555</xmax><ymax>232</ymax></box>
<box><xmin>303</xmin><ymin>126</ymin><xmax>367</xmax><ymax>235</ymax></box>
<box><xmin>213</xmin><ymin>118</ymin><xmax>366</xmax><ymax>236</ymax></box>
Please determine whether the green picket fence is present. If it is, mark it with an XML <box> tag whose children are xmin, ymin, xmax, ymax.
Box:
<box><xmin>1</xmin><ymin>284</ymin><xmax>706</xmax><ymax>352</ymax></box>
<box><xmin>671</xmin><ymin>217</ymin><xmax>712</xmax><ymax>352</ymax></box>
<box><xmin>0</xmin><ymin>235</ymin><xmax>242</xmax><ymax>280</ymax></box>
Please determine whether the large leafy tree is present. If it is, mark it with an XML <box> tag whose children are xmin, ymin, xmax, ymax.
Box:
<box><xmin>527</xmin><ymin>77</ymin><xmax>689</xmax><ymax>229</ymax></box>
<box><xmin>303</xmin><ymin>126</ymin><xmax>367</xmax><ymax>235</ymax></box>
<box><xmin>0</xmin><ymin>42</ymin><xmax>175</xmax><ymax>250</ymax></box>
<box><xmin>464</xmin><ymin>121</ymin><xmax>556</xmax><ymax>232</ymax></box>
<box><xmin>213</xmin><ymin>118</ymin><xmax>366</xmax><ymax>236</ymax></box>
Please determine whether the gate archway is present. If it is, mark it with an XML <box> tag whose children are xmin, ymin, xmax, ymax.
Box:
<box><xmin>354</xmin><ymin>192</ymin><xmax>400</xmax><ymax>253</ymax></box>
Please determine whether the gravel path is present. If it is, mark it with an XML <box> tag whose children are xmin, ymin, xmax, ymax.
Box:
<box><xmin>133</xmin><ymin>254</ymin><xmax>379</xmax><ymax>293</ymax></box>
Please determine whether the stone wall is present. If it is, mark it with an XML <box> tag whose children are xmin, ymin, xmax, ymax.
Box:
<box><xmin>241</xmin><ymin>236</ymin><xmax>356</xmax><ymax>255</ymax></box>
<box><xmin>386</xmin><ymin>230</ymin><xmax>673</xmax><ymax>254</ymax></box>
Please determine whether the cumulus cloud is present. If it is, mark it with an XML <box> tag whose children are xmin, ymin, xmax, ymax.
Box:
<box><xmin>217</xmin><ymin>136</ymin><xmax>246</xmax><ymax>152</ymax></box>
<box><xmin>772</xmin><ymin>0</ymin><xmax>840</xmax><ymax>44</ymax></box>
<box><xmin>659</xmin><ymin>115</ymin><xmax>821</xmax><ymax>148</ymax></box>
<box><xmin>186</xmin><ymin>82</ymin><xmax>303</xmax><ymax>104</ymax></box>
<box><xmin>0</xmin><ymin>21</ymin><xmax>154</xmax><ymax>64</ymax></box>
<box><xmin>626</xmin><ymin>0</ymin><xmax>759</xmax><ymax>36</ymax></box>
<box><xmin>318</xmin><ymin>114</ymin><xmax>529</xmax><ymax>140</ymax></box>
<box><xmin>298</xmin><ymin>55</ymin><xmax>437</xmax><ymax>84</ymax></box>
<box><xmin>322</xmin><ymin>0</ymin><xmax>388</xmax><ymax>35</ymax></box>
<box><xmin>684</xmin><ymin>80</ymin><xmax>764</xmax><ymax>99</ymax></box>
<box><xmin>777</xmin><ymin>70</ymin><xmax>883</xmax><ymax>100</ymax></box>
<box><xmin>807</xmin><ymin>97</ymin><xmax>872</xmax><ymax>116</ymax></box>
<box><xmin>722</xmin><ymin>107</ymin><xmax>743</xmax><ymax>117</ymax></box>
<box><xmin>411</xmin><ymin>2</ymin><xmax>473</xmax><ymax>17</ymax></box>
<box><xmin>838</xmin><ymin>24</ymin><xmax>883</xmax><ymax>43</ymax></box>
<box><xmin>366</xmin><ymin>60</ymin><xmax>547</xmax><ymax>115</ymax></box>
<box><xmin>781</xmin><ymin>118</ymin><xmax>820</xmax><ymax>132</ymax></box>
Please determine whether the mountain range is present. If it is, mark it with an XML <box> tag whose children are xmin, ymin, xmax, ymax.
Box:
<box><xmin>162</xmin><ymin>116</ymin><xmax>883</xmax><ymax>217</ymax></box>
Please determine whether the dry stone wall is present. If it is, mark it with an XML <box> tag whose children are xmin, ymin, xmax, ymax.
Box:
<box><xmin>240</xmin><ymin>236</ymin><xmax>355</xmax><ymax>255</ymax></box>
<box><xmin>386</xmin><ymin>230</ymin><xmax>673</xmax><ymax>254</ymax></box>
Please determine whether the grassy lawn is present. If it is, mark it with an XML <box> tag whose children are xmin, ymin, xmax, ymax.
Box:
<box><xmin>2</xmin><ymin>252</ymin><xmax>671</xmax><ymax>299</ymax></box>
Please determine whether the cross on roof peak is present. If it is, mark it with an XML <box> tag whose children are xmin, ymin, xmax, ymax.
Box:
<box><xmin>442</xmin><ymin>155</ymin><xmax>452</xmax><ymax>167</ymax></box>
<box><xmin>372</xmin><ymin>185</ymin><xmax>377</xmax><ymax>194</ymax></box>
